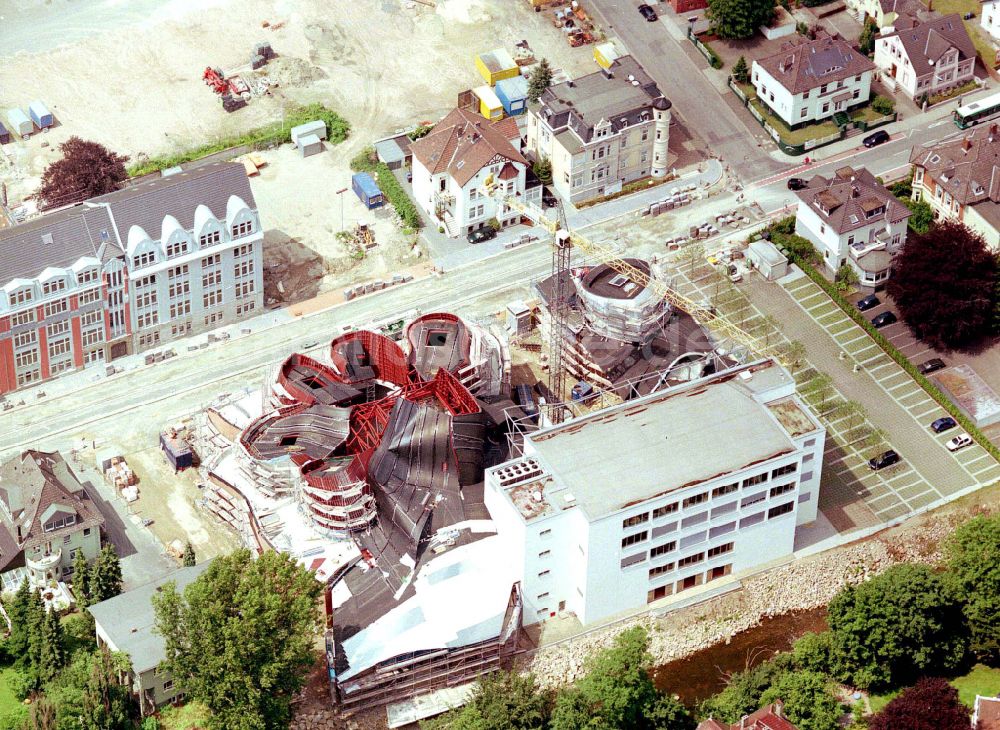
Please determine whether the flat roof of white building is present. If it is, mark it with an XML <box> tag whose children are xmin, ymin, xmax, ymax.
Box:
<box><xmin>520</xmin><ymin>362</ymin><xmax>804</xmax><ymax>521</ymax></box>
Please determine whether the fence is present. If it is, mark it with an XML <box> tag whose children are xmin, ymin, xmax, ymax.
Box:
<box><xmin>687</xmin><ymin>27</ymin><xmax>723</xmax><ymax>69</ymax></box>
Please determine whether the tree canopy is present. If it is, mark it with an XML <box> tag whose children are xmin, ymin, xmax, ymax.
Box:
<box><xmin>887</xmin><ymin>220</ymin><xmax>997</xmax><ymax>349</ymax></box>
<box><xmin>759</xmin><ymin>671</ymin><xmax>842</xmax><ymax>730</ymax></box>
<box><xmin>35</xmin><ymin>137</ymin><xmax>128</xmax><ymax>210</ymax></box>
<box><xmin>182</xmin><ymin>541</ymin><xmax>197</xmax><ymax>568</ymax></box>
<box><xmin>89</xmin><ymin>544</ymin><xmax>123</xmax><ymax>604</ymax></box>
<box><xmin>550</xmin><ymin>627</ymin><xmax>694</xmax><ymax>730</ymax></box>
<box><xmin>707</xmin><ymin>0</ymin><xmax>776</xmax><ymax>39</ymax></box>
<box><xmin>827</xmin><ymin>563</ymin><xmax>968</xmax><ymax>689</ymax></box>
<box><xmin>944</xmin><ymin>514</ymin><xmax>1000</xmax><ymax>661</ymax></box>
<box><xmin>527</xmin><ymin>59</ymin><xmax>554</xmax><ymax>104</ymax></box>
<box><xmin>153</xmin><ymin>549</ymin><xmax>323</xmax><ymax>730</ymax></box>
<box><xmin>698</xmin><ymin>654</ymin><xmax>795</xmax><ymax>722</ymax></box>
<box><xmin>868</xmin><ymin>677</ymin><xmax>971</xmax><ymax>730</ymax></box>
<box><xmin>422</xmin><ymin>672</ymin><xmax>550</xmax><ymax>730</ymax></box>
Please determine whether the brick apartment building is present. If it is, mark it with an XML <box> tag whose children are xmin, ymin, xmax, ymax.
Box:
<box><xmin>0</xmin><ymin>162</ymin><xmax>263</xmax><ymax>396</ymax></box>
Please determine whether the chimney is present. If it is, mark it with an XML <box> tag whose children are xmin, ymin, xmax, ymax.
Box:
<box><xmin>851</xmin><ymin>185</ymin><xmax>860</xmax><ymax>198</ymax></box>
<box><xmin>990</xmin><ymin>123</ymin><xmax>997</xmax><ymax>142</ymax></box>
<box><xmin>774</xmin><ymin>699</ymin><xmax>785</xmax><ymax>717</ymax></box>
<box><xmin>963</xmin><ymin>138</ymin><xmax>973</xmax><ymax>152</ymax></box>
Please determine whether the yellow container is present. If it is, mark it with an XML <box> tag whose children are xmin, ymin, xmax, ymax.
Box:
<box><xmin>474</xmin><ymin>85</ymin><xmax>505</xmax><ymax>120</ymax></box>
<box><xmin>594</xmin><ymin>42</ymin><xmax>620</xmax><ymax>70</ymax></box>
<box><xmin>475</xmin><ymin>48</ymin><xmax>519</xmax><ymax>86</ymax></box>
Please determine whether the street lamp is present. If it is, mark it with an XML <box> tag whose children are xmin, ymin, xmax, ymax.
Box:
<box><xmin>335</xmin><ymin>187</ymin><xmax>348</xmax><ymax>232</ymax></box>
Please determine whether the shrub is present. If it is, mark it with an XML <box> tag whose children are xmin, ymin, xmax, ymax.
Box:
<box><xmin>7</xmin><ymin>669</ymin><xmax>33</xmax><ymax>701</ymax></box>
<box><xmin>733</xmin><ymin>56</ymin><xmax>750</xmax><ymax>84</ymax></box>
<box><xmin>533</xmin><ymin>157</ymin><xmax>553</xmax><ymax>185</ymax></box>
<box><xmin>871</xmin><ymin>95</ymin><xmax>895</xmax><ymax>115</ymax></box>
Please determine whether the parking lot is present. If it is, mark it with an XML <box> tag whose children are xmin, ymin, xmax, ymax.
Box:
<box><xmin>779</xmin><ymin>275</ymin><xmax>1000</xmax><ymax>497</ymax></box>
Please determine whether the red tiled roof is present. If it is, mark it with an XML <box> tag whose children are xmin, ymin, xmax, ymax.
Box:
<box><xmin>882</xmin><ymin>14</ymin><xmax>975</xmax><ymax>76</ymax></box>
<box><xmin>910</xmin><ymin>124</ymin><xmax>1000</xmax><ymax>206</ymax></box>
<box><xmin>410</xmin><ymin>108</ymin><xmax>526</xmax><ymax>187</ymax></box>
<box><xmin>755</xmin><ymin>34</ymin><xmax>875</xmax><ymax>95</ymax></box>
<box><xmin>697</xmin><ymin>702</ymin><xmax>799</xmax><ymax>730</ymax></box>
<box><xmin>977</xmin><ymin>696</ymin><xmax>1000</xmax><ymax>730</ymax></box>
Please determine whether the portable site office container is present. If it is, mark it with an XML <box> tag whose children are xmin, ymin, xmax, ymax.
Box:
<box><xmin>6</xmin><ymin>109</ymin><xmax>31</xmax><ymax>137</ymax></box>
<box><xmin>475</xmin><ymin>48</ymin><xmax>519</xmax><ymax>86</ymax></box>
<box><xmin>160</xmin><ymin>431</ymin><xmax>194</xmax><ymax>471</ymax></box>
<box><xmin>28</xmin><ymin>101</ymin><xmax>52</xmax><ymax>129</ymax></box>
<box><xmin>298</xmin><ymin>133</ymin><xmax>324</xmax><ymax>158</ymax></box>
<box><xmin>473</xmin><ymin>85</ymin><xmax>504</xmax><ymax>121</ymax></box>
<box><xmin>290</xmin><ymin>119</ymin><xmax>327</xmax><ymax>145</ymax></box>
<box><xmin>0</xmin><ymin>123</ymin><xmax>9</xmax><ymax>145</ymax></box>
<box><xmin>495</xmin><ymin>76</ymin><xmax>529</xmax><ymax>116</ymax></box>
<box><xmin>352</xmin><ymin>172</ymin><xmax>384</xmax><ymax>209</ymax></box>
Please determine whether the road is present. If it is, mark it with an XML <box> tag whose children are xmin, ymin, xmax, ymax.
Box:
<box><xmin>586</xmin><ymin>0</ymin><xmax>783</xmax><ymax>181</ymax></box>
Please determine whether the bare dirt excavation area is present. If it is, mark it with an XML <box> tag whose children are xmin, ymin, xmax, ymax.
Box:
<box><xmin>0</xmin><ymin>0</ymin><xmax>594</xmax><ymax>302</ymax></box>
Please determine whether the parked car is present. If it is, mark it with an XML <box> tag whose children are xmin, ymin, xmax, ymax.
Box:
<box><xmin>871</xmin><ymin>311</ymin><xmax>897</xmax><ymax>328</ymax></box>
<box><xmin>863</xmin><ymin>130</ymin><xmax>891</xmax><ymax>148</ymax></box>
<box><xmin>946</xmin><ymin>433</ymin><xmax>973</xmax><ymax>452</ymax></box>
<box><xmin>931</xmin><ymin>417</ymin><xmax>957</xmax><ymax>433</ymax></box>
<box><xmin>638</xmin><ymin>3</ymin><xmax>658</xmax><ymax>20</ymax></box>
<box><xmin>857</xmin><ymin>293</ymin><xmax>880</xmax><ymax>311</ymax></box>
<box><xmin>467</xmin><ymin>227</ymin><xmax>497</xmax><ymax>244</ymax></box>
<box><xmin>786</xmin><ymin>177</ymin><xmax>808</xmax><ymax>191</ymax></box>
<box><xmin>869</xmin><ymin>449</ymin><xmax>901</xmax><ymax>470</ymax></box>
<box><xmin>919</xmin><ymin>358</ymin><xmax>946</xmax><ymax>375</ymax></box>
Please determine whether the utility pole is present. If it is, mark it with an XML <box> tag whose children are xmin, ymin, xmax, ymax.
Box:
<box><xmin>336</xmin><ymin>187</ymin><xmax>348</xmax><ymax>232</ymax></box>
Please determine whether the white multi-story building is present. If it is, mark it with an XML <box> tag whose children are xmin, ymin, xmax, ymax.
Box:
<box><xmin>410</xmin><ymin>108</ymin><xmax>527</xmax><ymax>238</ymax></box>
<box><xmin>524</xmin><ymin>55</ymin><xmax>671</xmax><ymax>204</ymax></box>
<box><xmin>752</xmin><ymin>34</ymin><xmax>875</xmax><ymax>128</ymax></box>
<box><xmin>794</xmin><ymin>166</ymin><xmax>911</xmax><ymax>286</ymax></box>
<box><xmin>485</xmin><ymin>359</ymin><xmax>825</xmax><ymax>627</ymax></box>
<box><xmin>983</xmin><ymin>0</ymin><xmax>1000</xmax><ymax>43</ymax></box>
<box><xmin>874</xmin><ymin>14</ymin><xmax>976</xmax><ymax>100</ymax></box>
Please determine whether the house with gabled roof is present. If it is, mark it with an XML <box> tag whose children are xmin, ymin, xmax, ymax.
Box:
<box><xmin>910</xmin><ymin>125</ymin><xmax>1000</xmax><ymax>248</ymax></box>
<box><xmin>410</xmin><ymin>108</ymin><xmax>527</xmax><ymax>238</ymax></box>
<box><xmin>697</xmin><ymin>700</ymin><xmax>800</xmax><ymax>730</ymax></box>
<box><xmin>874</xmin><ymin>14</ymin><xmax>977</xmax><ymax>100</ymax></box>
<box><xmin>0</xmin><ymin>450</ymin><xmax>104</xmax><ymax>591</ymax></box>
<box><xmin>793</xmin><ymin>166</ymin><xmax>911</xmax><ymax>287</ymax></box>
<box><xmin>751</xmin><ymin>33</ymin><xmax>875</xmax><ymax>128</ymax></box>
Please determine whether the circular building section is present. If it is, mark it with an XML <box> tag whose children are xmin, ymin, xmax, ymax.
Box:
<box><xmin>576</xmin><ymin>259</ymin><xmax>671</xmax><ymax>342</ymax></box>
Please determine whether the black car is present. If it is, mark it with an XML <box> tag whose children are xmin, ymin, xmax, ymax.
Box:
<box><xmin>863</xmin><ymin>130</ymin><xmax>891</xmax><ymax>148</ymax></box>
<box><xmin>787</xmin><ymin>177</ymin><xmax>808</xmax><ymax>191</ymax></box>
<box><xmin>857</xmin><ymin>293</ymin><xmax>880</xmax><ymax>311</ymax></box>
<box><xmin>869</xmin><ymin>449</ymin><xmax>901</xmax><ymax>470</ymax></box>
<box><xmin>919</xmin><ymin>357</ymin><xmax>946</xmax><ymax>375</ymax></box>
<box><xmin>871</xmin><ymin>310</ymin><xmax>897</xmax><ymax>328</ymax></box>
<box><xmin>638</xmin><ymin>3</ymin><xmax>658</xmax><ymax>20</ymax></box>
<box><xmin>467</xmin><ymin>227</ymin><xmax>497</xmax><ymax>244</ymax></box>
<box><xmin>931</xmin><ymin>417</ymin><xmax>957</xmax><ymax>433</ymax></box>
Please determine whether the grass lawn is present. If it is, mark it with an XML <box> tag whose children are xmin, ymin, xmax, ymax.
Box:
<box><xmin>850</xmin><ymin>106</ymin><xmax>893</xmax><ymax>122</ymax></box>
<box><xmin>867</xmin><ymin>665</ymin><xmax>1000</xmax><ymax>714</ymax></box>
<box><xmin>748</xmin><ymin>99</ymin><xmax>842</xmax><ymax>145</ymax></box>
<box><xmin>0</xmin><ymin>666</ymin><xmax>27</xmax><ymax>727</ymax></box>
<box><xmin>951</xmin><ymin>664</ymin><xmax>1000</xmax><ymax>708</ymax></box>
<box><xmin>159</xmin><ymin>701</ymin><xmax>211</xmax><ymax>730</ymax></box>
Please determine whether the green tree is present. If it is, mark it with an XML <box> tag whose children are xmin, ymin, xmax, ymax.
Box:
<box><xmin>707</xmin><ymin>0</ymin><xmax>776</xmax><ymax>39</ymax></box>
<box><xmin>732</xmin><ymin>56</ymin><xmax>750</xmax><ymax>84</ymax></box>
<box><xmin>779</xmin><ymin>340</ymin><xmax>808</xmax><ymax>373</ymax></box>
<box><xmin>828</xmin><ymin>563</ymin><xmax>968</xmax><ymax>689</ymax></box>
<box><xmin>25</xmin><ymin>696</ymin><xmax>55</xmax><ymax>730</ymax></box>
<box><xmin>42</xmin><ymin>649</ymin><xmax>94</xmax><ymax>729</ymax></box>
<box><xmin>945</xmin><ymin>514</ymin><xmax>1000</xmax><ymax>661</ymax></box>
<box><xmin>900</xmin><ymin>197</ymin><xmax>934</xmax><ymax>234</ymax></box>
<box><xmin>834</xmin><ymin>264</ymin><xmax>858</xmax><ymax>292</ymax></box>
<box><xmin>37</xmin><ymin>609</ymin><xmax>66</xmax><ymax>683</ymax></box>
<box><xmin>527</xmin><ymin>58</ymin><xmax>554</xmax><ymax>104</ymax></box>
<box><xmin>802</xmin><ymin>372</ymin><xmax>835</xmax><ymax>414</ymax></box>
<box><xmin>533</xmin><ymin>157</ymin><xmax>553</xmax><ymax>185</ymax></box>
<box><xmin>698</xmin><ymin>654</ymin><xmax>794</xmax><ymax>722</ymax></box>
<box><xmin>90</xmin><ymin>544</ymin><xmax>123</xmax><ymax>603</ymax></box>
<box><xmin>81</xmin><ymin>648</ymin><xmax>134</xmax><ymax>730</ymax></box>
<box><xmin>759</xmin><ymin>671</ymin><xmax>843</xmax><ymax>730</ymax></box>
<box><xmin>422</xmin><ymin>672</ymin><xmax>550</xmax><ymax>729</ymax></box>
<box><xmin>858</xmin><ymin>19</ymin><xmax>877</xmax><ymax>55</ymax></box>
<box><xmin>7</xmin><ymin>579</ymin><xmax>37</xmax><ymax>666</ymax></box>
<box><xmin>871</xmin><ymin>95</ymin><xmax>895</xmax><ymax>115</ymax></box>
<box><xmin>154</xmin><ymin>549</ymin><xmax>323</xmax><ymax>730</ymax></box>
<box><xmin>73</xmin><ymin>549</ymin><xmax>91</xmax><ymax>607</ymax></box>
<box><xmin>182</xmin><ymin>542</ymin><xmax>197</xmax><ymax>568</ymax></box>
<box><xmin>550</xmin><ymin>627</ymin><xmax>694</xmax><ymax>730</ymax></box>
<box><xmin>791</xmin><ymin>631</ymin><xmax>833</xmax><ymax>675</ymax></box>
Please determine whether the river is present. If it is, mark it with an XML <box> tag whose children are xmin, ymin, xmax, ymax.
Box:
<box><xmin>652</xmin><ymin>607</ymin><xmax>829</xmax><ymax>708</ymax></box>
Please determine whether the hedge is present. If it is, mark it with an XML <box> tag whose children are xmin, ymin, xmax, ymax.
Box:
<box><xmin>350</xmin><ymin>147</ymin><xmax>423</xmax><ymax>229</ymax></box>
<box><xmin>769</xmin><ymin>217</ymin><xmax>1000</xmax><ymax>466</ymax></box>
<box><xmin>127</xmin><ymin>103</ymin><xmax>351</xmax><ymax>177</ymax></box>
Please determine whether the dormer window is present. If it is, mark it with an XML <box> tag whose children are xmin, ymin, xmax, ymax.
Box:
<box><xmin>10</xmin><ymin>287</ymin><xmax>33</xmax><ymax>306</ymax></box>
<box><xmin>42</xmin><ymin>279</ymin><xmax>66</xmax><ymax>297</ymax></box>
<box><xmin>865</xmin><ymin>205</ymin><xmax>885</xmax><ymax>218</ymax></box>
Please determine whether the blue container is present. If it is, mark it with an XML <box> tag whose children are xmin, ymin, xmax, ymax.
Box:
<box><xmin>352</xmin><ymin>172</ymin><xmax>384</xmax><ymax>210</ymax></box>
<box><xmin>28</xmin><ymin>101</ymin><xmax>52</xmax><ymax>129</ymax></box>
<box><xmin>495</xmin><ymin>76</ymin><xmax>529</xmax><ymax>116</ymax></box>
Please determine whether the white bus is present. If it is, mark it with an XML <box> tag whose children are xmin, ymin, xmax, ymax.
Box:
<box><xmin>954</xmin><ymin>91</ymin><xmax>1000</xmax><ymax>129</ymax></box>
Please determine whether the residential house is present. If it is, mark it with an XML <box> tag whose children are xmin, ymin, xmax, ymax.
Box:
<box><xmin>982</xmin><ymin>0</ymin><xmax>1000</xmax><ymax>47</ymax></box>
<box><xmin>794</xmin><ymin>166</ymin><xmax>911</xmax><ymax>286</ymax></box>
<box><xmin>410</xmin><ymin>108</ymin><xmax>527</xmax><ymax>237</ymax></box>
<box><xmin>0</xmin><ymin>162</ymin><xmax>264</xmax><ymax>396</ymax></box>
<box><xmin>0</xmin><ymin>450</ymin><xmax>104</xmax><ymax>590</ymax></box>
<box><xmin>874</xmin><ymin>14</ymin><xmax>977</xmax><ymax>100</ymax></box>
<box><xmin>752</xmin><ymin>34</ymin><xmax>875</xmax><ymax>128</ymax></box>
<box><xmin>852</xmin><ymin>0</ymin><xmax>932</xmax><ymax>32</ymax></box>
<box><xmin>485</xmin><ymin>359</ymin><xmax>825</xmax><ymax>627</ymax></box>
<box><xmin>89</xmin><ymin>561</ymin><xmax>212</xmax><ymax>716</ymax></box>
<box><xmin>525</xmin><ymin>55</ymin><xmax>671</xmax><ymax>204</ymax></box>
<box><xmin>974</xmin><ymin>695</ymin><xmax>1000</xmax><ymax>730</ymax></box>
<box><xmin>910</xmin><ymin>125</ymin><xmax>1000</xmax><ymax>248</ymax></box>
<box><xmin>697</xmin><ymin>700</ymin><xmax>799</xmax><ymax>730</ymax></box>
